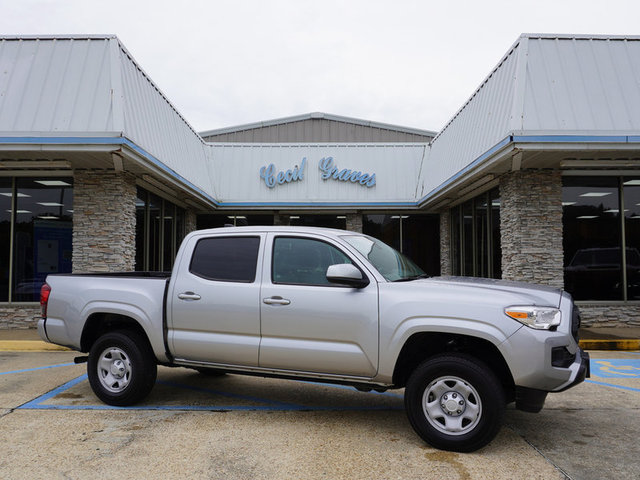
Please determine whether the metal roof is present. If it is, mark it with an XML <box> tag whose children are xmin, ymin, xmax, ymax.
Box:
<box><xmin>0</xmin><ymin>35</ymin><xmax>214</xmax><ymax>205</ymax></box>
<box><xmin>3</xmin><ymin>34</ymin><xmax>640</xmax><ymax>210</ymax></box>
<box><xmin>200</xmin><ymin>112</ymin><xmax>437</xmax><ymax>139</ymax></box>
<box><xmin>419</xmin><ymin>34</ymin><xmax>640</xmax><ymax>206</ymax></box>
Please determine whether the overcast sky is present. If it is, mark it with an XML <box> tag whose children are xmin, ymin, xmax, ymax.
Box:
<box><xmin>1</xmin><ymin>0</ymin><xmax>639</xmax><ymax>133</ymax></box>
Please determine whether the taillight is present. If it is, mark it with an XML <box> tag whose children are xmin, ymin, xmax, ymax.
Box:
<box><xmin>40</xmin><ymin>283</ymin><xmax>51</xmax><ymax>318</ymax></box>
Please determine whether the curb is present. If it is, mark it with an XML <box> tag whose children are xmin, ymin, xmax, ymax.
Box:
<box><xmin>0</xmin><ymin>341</ymin><xmax>71</xmax><ymax>352</ymax></box>
<box><xmin>579</xmin><ymin>339</ymin><xmax>640</xmax><ymax>351</ymax></box>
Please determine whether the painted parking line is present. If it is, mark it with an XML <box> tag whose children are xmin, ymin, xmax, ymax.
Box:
<box><xmin>0</xmin><ymin>362</ymin><xmax>77</xmax><ymax>376</ymax></box>
<box><xmin>18</xmin><ymin>374</ymin><xmax>404</xmax><ymax>412</ymax></box>
<box><xmin>585</xmin><ymin>379</ymin><xmax>640</xmax><ymax>393</ymax></box>
<box><xmin>590</xmin><ymin>359</ymin><xmax>640</xmax><ymax>378</ymax></box>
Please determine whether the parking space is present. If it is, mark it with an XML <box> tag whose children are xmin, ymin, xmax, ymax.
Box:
<box><xmin>1</xmin><ymin>350</ymin><xmax>639</xmax><ymax>479</ymax></box>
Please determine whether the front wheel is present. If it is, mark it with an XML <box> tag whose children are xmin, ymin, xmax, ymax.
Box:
<box><xmin>404</xmin><ymin>354</ymin><xmax>505</xmax><ymax>452</ymax></box>
<box><xmin>87</xmin><ymin>331</ymin><xmax>157</xmax><ymax>406</ymax></box>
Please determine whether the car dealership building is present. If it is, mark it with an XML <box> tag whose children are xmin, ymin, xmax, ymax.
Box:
<box><xmin>1</xmin><ymin>33</ymin><xmax>640</xmax><ymax>329</ymax></box>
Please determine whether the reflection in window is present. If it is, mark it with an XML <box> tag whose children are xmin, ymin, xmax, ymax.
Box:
<box><xmin>0</xmin><ymin>177</ymin><xmax>73</xmax><ymax>302</ymax></box>
<box><xmin>0</xmin><ymin>178</ymin><xmax>12</xmax><ymax>301</ymax></box>
<box><xmin>363</xmin><ymin>214</ymin><xmax>439</xmax><ymax>276</ymax></box>
<box><xmin>290</xmin><ymin>215</ymin><xmax>346</xmax><ymax>230</ymax></box>
<box><xmin>563</xmin><ymin>177</ymin><xmax>622</xmax><ymax>300</ymax></box>
<box><xmin>190</xmin><ymin>236</ymin><xmax>260</xmax><ymax>282</ymax></box>
<box><xmin>272</xmin><ymin>237</ymin><xmax>352</xmax><ymax>285</ymax></box>
<box><xmin>135</xmin><ymin>187</ymin><xmax>186</xmax><ymax>272</ymax></box>
<box><xmin>623</xmin><ymin>179</ymin><xmax>640</xmax><ymax>300</ymax></box>
<box><xmin>450</xmin><ymin>188</ymin><xmax>501</xmax><ymax>279</ymax></box>
<box><xmin>196</xmin><ymin>214</ymin><xmax>274</xmax><ymax>229</ymax></box>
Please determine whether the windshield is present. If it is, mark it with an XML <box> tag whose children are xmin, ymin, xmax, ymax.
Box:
<box><xmin>341</xmin><ymin>235</ymin><xmax>426</xmax><ymax>282</ymax></box>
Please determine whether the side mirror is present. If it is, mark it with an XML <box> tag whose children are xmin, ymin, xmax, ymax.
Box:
<box><xmin>326</xmin><ymin>264</ymin><xmax>369</xmax><ymax>288</ymax></box>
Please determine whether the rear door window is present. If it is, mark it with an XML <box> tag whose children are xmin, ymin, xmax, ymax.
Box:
<box><xmin>190</xmin><ymin>236</ymin><xmax>260</xmax><ymax>282</ymax></box>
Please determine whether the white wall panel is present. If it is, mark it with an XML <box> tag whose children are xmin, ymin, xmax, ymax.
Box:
<box><xmin>209</xmin><ymin>144</ymin><xmax>426</xmax><ymax>204</ymax></box>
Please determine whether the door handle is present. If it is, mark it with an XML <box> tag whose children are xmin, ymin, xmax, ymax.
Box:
<box><xmin>263</xmin><ymin>296</ymin><xmax>291</xmax><ymax>306</ymax></box>
<box><xmin>178</xmin><ymin>292</ymin><xmax>201</xmax><ymax>301</ymax></box>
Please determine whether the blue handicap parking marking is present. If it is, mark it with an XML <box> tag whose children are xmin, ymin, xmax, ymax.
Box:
<box><xmin>590</xmin><ymin>359</ymin><xmax>640</xmax><ymax>378</ymax></box>
<box><xmin>18</xmin><ymin>369</ymin><xmax>404</xmax><ymax>412</ymax></box>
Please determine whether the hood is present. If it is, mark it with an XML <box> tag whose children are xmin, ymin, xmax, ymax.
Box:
<box><xmin>418</xmin><ymin>276</ymin><xmax>564</xmax><ymax>308</ymax></box>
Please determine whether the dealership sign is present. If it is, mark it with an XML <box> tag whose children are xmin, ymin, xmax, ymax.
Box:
<box><xmin>259</xmin><ymin>157</ymin><xmax>376</xmax><ymax>188</ymax></box>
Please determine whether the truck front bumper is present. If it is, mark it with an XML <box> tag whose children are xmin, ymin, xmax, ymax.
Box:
<box><xmin>515</xmin><ymin>349</ymin><xmax>589</xmax><ymax>412</ymax></box>
<box><xmin>554</xmin><ymin>349</ymin><xmax>590</xmax><ymax>392</ymax></box>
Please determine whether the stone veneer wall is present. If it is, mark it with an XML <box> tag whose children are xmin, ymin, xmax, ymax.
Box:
<box><xmin>274</xmin><ymin>214</ymin><xmax>290</xmax><ymax>226</ymax></box>
<box><xmin>578</xmin><ymin>304</ymin><xmax>640</xmax><ymax>327</ymax></box>
<box><xmin>0</xmin><ymin>306</ymin><xmax>41</xmax><ymax>329</ymax></box>
<box><xmin>500</xmin><ymin>170</ymin><xmax>564</xmax><ymax>288</ymax></box>
<box><xmin>185</xmin><ymin>209</ymin><xmax>197</xmax><ymax>234</ymax></box>
<box><xmin>72</xmin><ymin>170</ymin><xmax>137</xmax><ymax>273</ymax></box>
<box><xmin>346</xmin><ymin>214</ymin><xmax>362</xmax><ymax>233</ymax></box>
<box><xmin>439</xmin><ymin>211</ymin><xmax>452</xmax><ymax>276</ymax></box>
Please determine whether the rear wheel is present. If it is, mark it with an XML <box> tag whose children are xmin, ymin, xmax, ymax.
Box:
<box><xmin>404</xmin><ymin>354</ymin><xmax>505</xmax><ymax>452</ymax></box>
<box><xmin>87</xmin><ymin>331</ymin><xmax>157</xmax><ymax>406</ymax></box>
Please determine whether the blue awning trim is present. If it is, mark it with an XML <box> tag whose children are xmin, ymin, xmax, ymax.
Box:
<box><xmin>2</xmin><ymin>134</ymin><xmax>640</xmax><ymax>211</ymax></box>
<box><xmin>0</xmin><ymin>136</ymin><xmax>220</xmax><ymax>207</ymax></box>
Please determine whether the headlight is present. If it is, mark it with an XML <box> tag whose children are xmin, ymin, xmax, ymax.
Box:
<box><xmin>504</xmin><ymin>306</ymin><xmax>562</xmax><ymax>330</ymax></box>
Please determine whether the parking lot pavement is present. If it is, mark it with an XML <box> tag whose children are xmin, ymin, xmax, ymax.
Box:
<box><xmin>1</xmin><ymin>350</ymin><xmax>638</xmax><ymax>479</ymax></box>
<box><xmin>505</xmin><ymin>351</ymin><xmax>640</xmax><ymax>480</ymax></box>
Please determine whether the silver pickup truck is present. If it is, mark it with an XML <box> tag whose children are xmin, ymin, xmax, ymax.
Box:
<box><xmin>38</xmin><ymin>226</ymin><xmax>589</xmax><ymax>452</ymax></box>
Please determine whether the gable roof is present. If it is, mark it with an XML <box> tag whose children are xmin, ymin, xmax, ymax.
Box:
<box><xmin>418</xmin><ymin>33</ymin><xmax>640</xmax><ymax>207</ymax></box>
<box><xmin>200</xmin><ymin>112</ymin><xmax>436</xmax><ymax>142</ymax></box>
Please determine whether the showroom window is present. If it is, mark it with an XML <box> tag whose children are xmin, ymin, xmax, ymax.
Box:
<box><xmin>563</xmin><ymin>176</ymin><xmax>640</xmax><ymax>301</ymax></box>
<box><xmin>196</xmin><ymin>214</ymin><xmax>274</xmax><ymax>229</ymax></box>
<box><xmin>450</xmin><ymin>188</ymin><xmax>501</xmax><ymax>278</ymax></box>
<box><xmin>135</xmin><ymin>187</ymin><xmax>186</xmax><ymax>272</ymax></box>
<box><xmin>0</xmin><ymin>177</ymin><xmax>73</xmax><ymax>302</ymax></box>
<box><xmin>363</xmin><ymin>214</ymin><xmax>440</xmax><ymax>276</ymax></box>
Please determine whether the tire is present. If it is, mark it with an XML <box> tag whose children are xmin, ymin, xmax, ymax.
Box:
<box><xmin>87</xmin><ymin>330</ymin><xmax>157</xmax><ymax>406</ymax></box>
<box><xmin>404</xmin><ymin>353</ymin><xmax>505</xmax><ymax>452</ymax></box>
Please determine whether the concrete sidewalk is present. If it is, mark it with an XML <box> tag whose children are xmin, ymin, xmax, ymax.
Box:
<box><xmin>0</xmin><ymin>326</ymin><xmax>639</xmax><ymax>351</ymax></box>
<box><xmin>0</xmin><ymin>328</ymin><xmax>70</xmax><ymax>351</ymax></box>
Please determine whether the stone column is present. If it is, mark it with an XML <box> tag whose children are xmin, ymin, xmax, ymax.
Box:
<box><xmin>499</xmin><ymin>170</ymin><xmax>563</xmax><ymax>288</ymax></box>
<box><xmin>72</xmin><ymin>170</ymin><xmax>137</xmax><ymax>273</ymax></box>
<box><xmin>346</xmin><ymin>213</ymin><xmax>363</xmax><ymax>233</ymax></box>
<box><xmin>274</xmin><ymin>213</ymin><xmax>290</xmax><ymax>226</ymax></box>
<box><xmin>185</xmin><ymin>209</ymin><xmax>197</xmax><ymax>234</ymax></box>
<box><xmin>439</xmin><ymin>210</ymin><xmax>452</xmax><ymax>276</ymax></box>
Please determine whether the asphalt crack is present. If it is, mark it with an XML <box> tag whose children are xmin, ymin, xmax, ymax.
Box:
<box><xmin>504</xmin><ymin>424</ymin><xmax>573</xmax><ymax>480</ymax></box>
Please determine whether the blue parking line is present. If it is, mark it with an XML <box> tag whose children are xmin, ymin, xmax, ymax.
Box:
<box><xmin>18</xmin><ymin>373</ymin><xmax>403</xmax><ymax>412</ymax></box>
<box><xmin>19</xmin><ymin>374</ymin><xmax>88</xmax><ymax>408</ymax></box>
<box><xmin>22</xmin><ymin>403</ymin><xmax>402</xmax><ymax>412</ymax></box>
<box><xmin>0</xmin><ymin>363</ymin><xmax>77</xmax><ymax>376</ymax></box>
<box><xmin>585</xmin><ymin>379</ymin><xmax>640</xmax><ymax>393</ymax></box>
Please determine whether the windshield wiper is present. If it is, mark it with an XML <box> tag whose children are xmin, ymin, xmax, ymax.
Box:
<box><xmin>392</xmin><ymin>274</ymin><xmax>430</xmax><ymax>282</ymax></box>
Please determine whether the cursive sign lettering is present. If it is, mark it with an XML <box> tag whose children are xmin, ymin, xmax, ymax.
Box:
<box><xmin>318</xmin><ymin>157</ymin><xmax>376</xmax><ymax>187</ymax></box>
<box><xmin>260</xmin><ymin>158</ymin><xmax>307</xmax><ymax>188</ymax></box>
